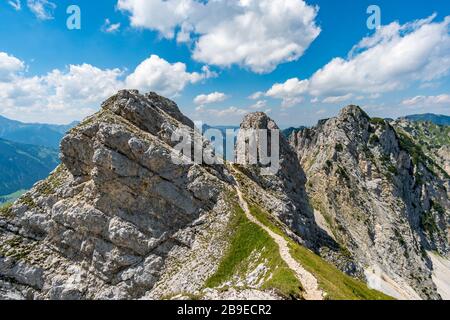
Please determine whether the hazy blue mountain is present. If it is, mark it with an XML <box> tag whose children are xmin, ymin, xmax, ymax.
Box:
<box><xmin>282</xmin><ymin>126</ymin><xmax>307</xmax><ymax>137</ymax></box>
<box><xmin>0</xmin><ymin>138</ymin><xmax>59</xmax><ymax>196</ymax></box>
<box><xmin>402</xmin><ymin>114</ymin><xmax>450</xmax><ymax>126</ymax></box>
<box><xmin>0</xmin><ymin>115</ymin><xmax>77</xmax><ymax>148</ymax></box>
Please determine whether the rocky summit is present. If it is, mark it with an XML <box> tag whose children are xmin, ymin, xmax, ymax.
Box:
<box><xmin>0</xmin><ymin>91</ymin><xmax>449</xmax><ymax>300</ymax></box>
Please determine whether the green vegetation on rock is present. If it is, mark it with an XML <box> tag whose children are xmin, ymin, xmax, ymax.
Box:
<box><xmin>369</xmin><ymin>134</ymin><xmax>380</xmax><ymax>145</ymax></box>
<box><xmin>0</xmin><ymin>235</ymin><xmax>36</xmax><ymax>261</ymax></box>
<box><xmin>421</xmin><ymin>211</ymin><xmax>439</xmax><ymax>235</ymax></box>
<box><xmin>0</xmin><ymin>138</ymin><xmax>59</xmax><ymax>196</ymax></box>
<box><xmin>370</xmin><ymin>117</ymin><xmax>386</xmax><ymax>127</ymax></box>
<box><xmin>288</xmin><ymin>243</ymin><xmax>393</xmax><ymax>300</ymax></box>
<box><xmin>395</xmin><ymin>122</ymin><xmax>450</xmax><ymax>179</ymax></box>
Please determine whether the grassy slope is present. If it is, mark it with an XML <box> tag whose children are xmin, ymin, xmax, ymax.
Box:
<box><xmin>228</xmin><ymin>166</ymin><xmax>391</xmax><ymax>300</ymax></box>
<box><xmin>205</xmin><ymin>198</ymin><xmax>304</xmax><ymax>299</ymax></box>
<box><xmin>0</xmin><ymin>189</ymin><xmax>27</xmax><ymax>205</ymax></box>
<box><xmin>249</xmin><ymin>203</ymin><xmax>393</xmax><ymax>300</ymax></box>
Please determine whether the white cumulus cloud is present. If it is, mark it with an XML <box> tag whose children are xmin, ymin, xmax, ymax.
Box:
<box><xmin>249</xmin><ymin>100</ymin><xmax>267</xmax><ymax>110</ymax></box>
<box><xmin>195</xmin><ymin>105</ymin><xmax>248</xmax><ymax>123</ymax></box>
<box><xmin>266</xmin><ymin>78</ymin><xmax>309</xmax><ymax>99</ymax></box>
<box><xmin>207</xmin><ymin>106</ymin><xmax>248</xmax><ymax>117</ymax></box>
<box><xmin>194</xmin><ymin>92</ymin><xmax>228</xmax><ymax>106</ymax></box>
<box><xmin>248</xmin><ymin>91</ymin><xmax>264</xmax><ymax>100</ymax></box>
<box><xmin>102</xmin><ymin>19</ymin><xmax>121</xmax><ymax>33</ymax></box>
<box><xmin>0</xmin><ymin>52</ymin><xmax>25</xmax><ymax>81</ymax></box>
<box><xmin>0</xmin><ymin>61</ymin><xmax>122</xmax><ymax>123</ymax></box>
<box><xmin>125</xmin><ymin>55</ymin><xmax>215</xmax><ymax>97</ymax></box>
<box><xmin>322</xmin><ymin>93</ymin><xmax>353</xmax><ymax>104</ymax></box>
<box><xmin>44</xmin><ymin>64</ymin><xmax>124</xmax><ymax>110</ymax></box>
<box><xmin>308</xmin><ymin>14</ymin><xmax>450</xmax><ymax>97</ymax></box>
<box><xmin>261</xmin><ymin>77</ymin><xmax>308</xmax><ymax>107</ymax></box>
<box><xmin>118</xmin><ymin>0</ymin><xmax>321</xmax><ymax>73</ymax></box>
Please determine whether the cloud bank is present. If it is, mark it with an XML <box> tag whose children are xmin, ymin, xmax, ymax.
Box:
<box><xmin>194</xmin><ymin>92</ymin><xmax>228</xmax><ymax>106</ymax></box>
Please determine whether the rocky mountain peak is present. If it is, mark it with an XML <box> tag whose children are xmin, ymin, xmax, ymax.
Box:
<box><xmin>101</xmin><ymin>89</ymin><xmax>194</xmax><ymax>134</ymax></box>
<box><xmin>239</xmin><ymin>112</ymin><xmax>279</xmax><ymax>130</ymax></box>
<box><xmin>235</xmin><ymin>112</ymin><xmax>328</xmax><ymax>249</ymax></box>
<box><xmin>0</xmin><ymin>91</ymin><xmax>366</xmax><ymax>301</ymax></box>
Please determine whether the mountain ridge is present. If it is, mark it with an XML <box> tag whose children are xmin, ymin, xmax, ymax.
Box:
<box><xmin>0</xmin><ymin>91</ymin><xmax>448</xmax><ymax>300</ymax></box>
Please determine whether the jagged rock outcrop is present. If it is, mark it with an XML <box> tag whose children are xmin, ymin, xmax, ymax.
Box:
<box><xmin>0</xmin><ymin>90</ymin><xmax>240</xmax><ymax>299</ymax></box>
<box><xmin>0</xmin><ymin>91</ymin><xmax>356</xmax><ymax>301</ymax></box>
<box><xmin>288</xmin><ymin>106</ymin><xmax>450</xmax><ymax>300</ymax></box>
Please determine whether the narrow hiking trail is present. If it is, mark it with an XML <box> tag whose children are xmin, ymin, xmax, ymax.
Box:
<box><xmin>231</xmin><ymin>170</ymin><xmax>324</xmax><ymax>300</ymax></box>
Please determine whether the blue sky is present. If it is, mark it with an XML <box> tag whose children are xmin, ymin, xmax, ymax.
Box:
<box><xmin>0</xmin><ymin>0</ymin><xmax>449</xmax><ymax>127</ymax></box>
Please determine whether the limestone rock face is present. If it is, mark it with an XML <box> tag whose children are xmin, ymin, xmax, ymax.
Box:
<box><xmin>235</xmin><ymin>112</ymin><xmax>327</xmax><ymax>248</ymax></box>
<box><xmin>288</xmin><ymin>106</ymin><xmax>449</xmax><ymax>300</ymax></box>
<box><xmin>0</xmin><ymin>90</ymin><xmax>236</xmax><ymax>300</ymax></box>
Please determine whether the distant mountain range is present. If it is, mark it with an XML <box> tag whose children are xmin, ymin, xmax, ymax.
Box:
<box><xmin>0</xmin><ymin>112</ymin><xmax>447</xmax><ymax>199</ymax></box>
<box><xmin>0</xmin><ymin>138</ymin><xmax>59</xmax><ymax>197</ymax></box>
<box><xmin>0</xmin><ymin>115</ymin><xmax>77</xmax><ymax>149</ymax></box>
<box><xmin>401</xmin><ymin>114</ymin><xmax>450</xmax><ymax>126</ymax></box>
